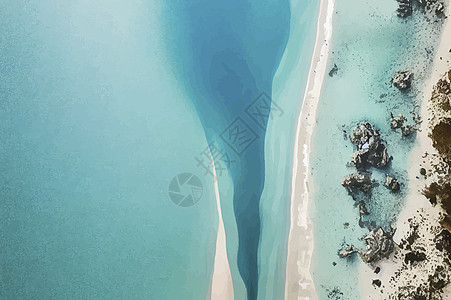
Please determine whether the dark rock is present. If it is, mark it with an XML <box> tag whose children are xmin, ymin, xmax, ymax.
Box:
<box><xmin>429</xmin><ymin>267</ymin><xmax>448</xmax><ymax>291</ymax></box>
<box><xmin>385</xmin><ymin>174</ymin><xmax>400</xmax><ymax>191</ymax></box>
<box><xmin>329</xmin><ymin>63</ymin><xmax>338</xmax><ymax>77</ymax></box>
<box><xmin>338</xmin><ymin>245</ymin><xmax>358</xmax><ymax>258</ymax></box>
<box><xmin>396</xmin><ymin>0</ymin><xmax>413</xmax><ymax>17</ymax></box>
<box><xmin>420</xmin><ymin>167</ymin><xmax>427</xmax><ymax>176</ymax></box>
<box><xmin>326</xmin><ymin>287</ymin><xmax>343</xmax><ymax>299</ymax></box>
<box><xmin>404</xmin><ymin>251</ymin><xmax>427</xmax><ymax>264</ymax></box>
<box><xmin>342</xmin><ymin>172</ymin><xmax>372</xmax><ymax>194</ymax></box>
<box><xmin>431</xmin><ymin>119</ymin><xmax>451</xmax><ymax>162</ymax></box>
<box><xmin>415</xmin><ymin>0</ymin><xmax>427</xmax><ymax>7</ymax></box>
<box><xmin>401</xmin><ymin>125</ymin><xmax>416</xmax><ymax>136</ymax></box>
<box><xmin>359</xmin><ymin>227</ymin><xmax>395</xmax><ymax>264</ymax></box>
<box><xmin>434</xmin><ymin>1</ymin><xmax>445</xmax><ymax>16</ymax></box>
<box><xmin>434</xmin><ymin>230</ymin><xmax>451</xmax><ymax>258</ymax></box>
<box><xmin>332</xmin><ymin>262</ymin><xmax>337</xmax><ymax>266</ymax></box>
<box><xmin>349</xmin><ymin>122</ymin><xmax>389</xmax><ymax>169</ymax></box>
<box><xmin>392</xmin><ymin>70</ymin><xmax>413</xmax><ymax>90</ymax></box>
<box><xmin>359</xmin><ymin>201</ymin><xmax>370</xmax><ymax>216</ymax></box>
<box><xmin>374</xmin><ymin>267</ymin><xmax>381</xmax><ymax>274</ymax></box>
<box><xmin>436</xmin><ymin>77</ymin><xmax>451</xmax><ymax>94</ymax></box>
<box><xmin>390</xmin><ymin>113</ymin><xmax>407</xmax><ymax>129</ymax></box>
<box><xmin>372</xmin><ymin>279</ymin><xmax>382</xmax><ymax>287</ymax></box>
<box><xmin>422</xmin><ymin>182</ymin><xmax>451</xmax><ymax>208</ymax></box>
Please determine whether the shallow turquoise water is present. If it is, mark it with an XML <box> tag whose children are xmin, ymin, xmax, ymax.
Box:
<box><xmin>0</xmin><ymin>2</ymin><xmax>218</xmax><ymax>299</ymax></box>
<box><xmin>259</xmin><ymin>0</ymin><xmax>319</xmax><ymax>299</ymax></box>
<box><xmin>0</xmin><ymin>0</ymin><xmax>322</xmax><ymax>299</ymax></box>
<box><xmin>310</xmin><ymin>0</ymin><xmax>443</xmax><ymax>298</ymax></box>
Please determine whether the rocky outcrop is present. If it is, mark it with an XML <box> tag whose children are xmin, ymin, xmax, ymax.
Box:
<box><xmin>359</xmin><ymin>201</ymin><xmax>370</xmax><ymax>216</ymax></box>
<box><xmin>389</xmin><ymin>113</ymin><xmax>417</xmax><ymax>136</ymax></box>
<box><xmin>390</xmin><ymin>113</ymin><xmax>407</xmax><ymax>129</ymax></box>
<box><xmin>399</xmin><ymin>0</ymin><xmax>445</xmax><ymax>18</ymax></box>
<box><xmin>349</xmin><ymin>122</ymin><xmax>390</xmax><ymax>169</ymax></box>
<box><xmin>359</xmin><ymin>227</ymin><xmax>395</xmax><ymax>264</ymax></box>
<box><xmin>338</xmin><ymin>245</ymin><xmax>358</xmax><ymax>258</ymax></box>
<box><xmin>423</xmin><ymin>0</ymin><xmax>446</xmax><ymax>16</ymax></box>
<box><xmin>431</xmin><ymin>119</ymin><xmax>451</xmax><ymax>162</ymax></box>
<box><xmin>385</xmin><ymin>174</ymin><xmax>400</xmax><ymax>191</ymax></box>
<box><xmin>397</xmin><ymin>0</ymin><xmax>413</xmax><ymax>17</ymax></box>
<box><xmin>434</xmin><ymin>1</ymin><xmax>445</xmax><ymax>15</ymax></box>
<box><xmin>429</xmin><ymin>71</ymin><xmax>451</xmax><ymax>162</ymax></box>
<box><xmin>341</xmin><ymin>172</ymin><xmax>372</xmax><ymax>195</ymax></box>
<box><xmin>392</xmin><ymin>70</ymin><xmax>413</xmax><ymax>90</ymax></box>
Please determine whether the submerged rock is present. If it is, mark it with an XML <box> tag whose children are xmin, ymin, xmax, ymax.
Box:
<box><xmin>390</xmin><ymin>113</ymin><xmax>407</xmax><ymax>129</ymax></box>
<box><xmin>342</xmin><ymin>172</ymin><xmax>372</xmax><ymax>195</ymax></box>
<box><xmin>392</xmin><ymin>70</ymin><xmax>413</xmax><ymax>90</ymax></box>
<box><xmin>401</xmin><ymin>125</ymin><xmax>416</xmax><ymax>136</ymax></box>
<box><xmin>385</xmin><ymin>174</ymin><xmax>400</xmax><ymax>191</ymax></box>
<box><xmin>359</xmin><ymin>201</ymin><xmax>370</xmax><ymax>216</ymax></box>
<box><xmin>359</xmin><ymin>227</ymin><xmax>395</xmax><ymax>264</ymax></box>
<box><xmin>349</xmin><ymin>122</ymin><xmax>390</xmax><ymax>169</ymax></box>
<box><xmin>329</xmin><ymin>63</ymin><xmax>338</xmax><ymax>77</ymax></box>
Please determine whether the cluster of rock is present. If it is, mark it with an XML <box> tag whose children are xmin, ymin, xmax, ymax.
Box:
<box><xmin>396</xmin><ymin>0</ymin><xmax>445</xmax><ymax>18</ymax></box>
<box><xmin>390</xmin><ymin>113</ymin><xmax>406</xmax><ymax>129</ymax></box>
<box><xmin>392</xmin><ymin>70</ymin><xmax>413</xmax><ymax>90</ymax></box>
<box><xmin>429</xmin><ymin>71</ymin><xmax>451</xmax><ymax>163</ymax></box>
<box><xmin>338</xmin><ymin>245</ymin><xmax>358</xmax><ymax>258</ymax></box>
<box><xmin>416</xmin><ymin>0</ymin><xmax>445</xmax><ymax>15</ymax></box>
<box><xmin>341</xmin><ymin>122</ymin><xmax>401</xmax><ymax>220</ymax></box>
<box><xmin>401</xmin><ymin>124</ymin><xmax>416</xmax><ymax>136</ymax></box>
<box><xmin>425</xmin><ymin>70</ymin><xmax>451</xmax><ymax>233</ymax></box>
<box><xmin>341</xmin><ymin>172</ymin><xmax>372</xmax><ymax>195</ymax></box>
<box><xmin>338</xmin><ymin>227</ymin><xmax>395</xmax><ymax>265</ymax></box>
<box><xmin>393</xmin><ymin>68</ymin><xmax>451</xmax><ymax>298</ymax></box>
<box><xmin>338</xmin><ymin>123</ymin><xmax>397</xmax><ymax>266</ymax></box>
<box><xmin>359</xmin><ymin>227</ymin><xmax>395</xmax><ymax>265</ymax></box>
<box><xmin>396</xmin><ymin>0</ymin><xmax>413</xmax><ymax>17</ymax></box>
<box><xmin>385</xmin><ymin>174</ymin><xmax>400</xmax><ymax>191</ymax></box>
<box><xmin>390</xmin><ymin>113</ymin><xmax>417</xmax><ymax>137</ymax></box>
<box><xmin>349</xmin><ymin>122</ymin><xmax>390</xmax><ymax>169</ymax></box>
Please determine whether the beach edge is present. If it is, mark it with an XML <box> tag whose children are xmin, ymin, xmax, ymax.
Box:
<box><xmin>284</xmin><ymin>0</ymin><xmax>335</xmax><ymax>298</ymax></box>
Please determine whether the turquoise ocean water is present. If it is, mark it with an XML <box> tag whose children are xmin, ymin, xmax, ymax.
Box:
<box><xmin>0</xmin><ymin>0</ymin><xmax>320</xmax><ymax>299</ymax></box>
<box><xmin>310</xmin><ymin>0</ymin><xmax>444</xmax><ymax>299</ymax></box>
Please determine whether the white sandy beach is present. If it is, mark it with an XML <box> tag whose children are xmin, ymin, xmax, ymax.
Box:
<box><xmin>284</xmin><ymin>0</ymin><xmax>334</xmax><ymax>299</ymax></box>
<box><xmin>360</xmin><ymin>3</ymin><xmax>451</xmax><ymax>298</ymax></box>
<box><xmin>209</xmin><ymin>161</ymin><xmax>234</xmax><ymax>300</ymax></box>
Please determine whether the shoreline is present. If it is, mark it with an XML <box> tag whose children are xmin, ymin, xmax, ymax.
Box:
<box><xmin>284</xmin><ymin>0</ymin><xmax>335</xmax><ymax>298</ymax></box>
<box><xmin>360</xmin><ymin>4</ymin><xmax>451</xmax><ymax>298</ymax></box>
<box><xmin>208</xmin><ymin>161</ymin><xmax>234</xmax><ymax>300</ymax></box>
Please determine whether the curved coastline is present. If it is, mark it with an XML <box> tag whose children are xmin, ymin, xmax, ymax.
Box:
<box><xmin>284</xmin><ymin>0</ymin><xmax>335</xmax><ymax>298</ymax></box>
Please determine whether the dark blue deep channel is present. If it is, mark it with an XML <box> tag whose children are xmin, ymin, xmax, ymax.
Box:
<box><xmin>162</xmin><ymin>1</ymin><xmax>291</xmax><ymax>299</ymax></box>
